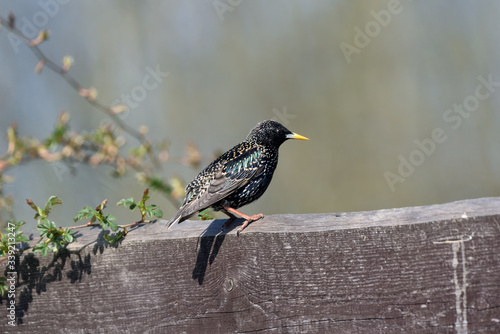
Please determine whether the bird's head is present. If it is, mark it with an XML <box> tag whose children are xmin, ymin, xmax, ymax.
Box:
<box><xmin>246</xmin><ymin>120</ymin><xmax>309</xmax><ymax>148</ymax></box>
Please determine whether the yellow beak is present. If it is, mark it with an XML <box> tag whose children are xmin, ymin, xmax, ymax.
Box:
<box><xmin>286</xmin><ymin>132</ymin><xmax>309</xmax><ymax>141</ymax></box>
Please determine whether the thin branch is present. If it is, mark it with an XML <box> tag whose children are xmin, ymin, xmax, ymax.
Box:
<box><xmin>67</xmin><ymin>222</ymin><xmax>101</xmax><ymax>230</ymax></box>
<box><xmin>0</xmin><ymin>14</ymin><xmax>183</xmax><ymax>208</ymax></box>
<box><xmin>0</xmin><ymin>15</ymin><xmax>161</xmax><ymax>169</ymax></box>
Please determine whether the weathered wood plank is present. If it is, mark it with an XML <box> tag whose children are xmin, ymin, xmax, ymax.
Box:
<box><xmin>1</xmin><ymin>197</ymin><xmax>500</xmax><ymax>333</ymax></box>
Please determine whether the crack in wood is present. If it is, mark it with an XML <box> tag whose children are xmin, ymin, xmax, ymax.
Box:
<box><xmin>452</xmin><ymin>239</ymin><xmax>468</xmax><ymax>334</ymax></box>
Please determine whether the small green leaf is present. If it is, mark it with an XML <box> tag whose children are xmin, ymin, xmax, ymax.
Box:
<box><xmin>108</xmin><ymin>221</ymin><xmax>119</xmax><ymax>232</ymax></box>
<box><xmin>153</xmin><ymin>208</ymin><xmax>163</xmax><ymax>218</ymax></box>
<box><xmin>45</xmin><ymin>196</ymin><xmax>63</xmax><ymax>209</ymax></box>
<box><xmin>198</xmin><ymin>209</ymin><xmax>214</xmax><ymax>221</ymax></box>
<box><xmin>40</xmin><ymin>196</ymin><xmax>63</xmax><ymax>217</ymax></box>
<box><xmin>17</xmin><ymin>235</ymin><xmax>29</xmax><ymax>243</ymax></box>
<box><xmin>64</xmin><ymin>230</ymin><xmax>75</xmax><ymax>243</ymax></box>
<box><xmin>74</xmin><ymin>207</ymin><xmax>97</xmax><ymax>222</ymax></box>
<box><xmin>0</xmin><ymin>278</ymin><xmax>7</xmax><ymax>297</ymax></box>
<box><xmin>14</xmin><ymin>221</ymin><xmax>26</xmax><ymax>229</ymax></box>
<box><xmin>117</xmin><ymin>198</ymin><xmax>134</xmax><ymax>207</ymax></box>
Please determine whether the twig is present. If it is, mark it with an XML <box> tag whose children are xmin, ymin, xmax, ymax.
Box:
<box><xmin>0</xmin><ymin>13</ymin><xmax>183</xmax><ymax>209</ymax></box>
<box><xmin>68</xmin><ymin>222</ymin><xmax>101</xmax><ymax>230</ymax></box>
<box><xmin>0</xmin><ymin>15</ymin><xmax>161</xmax><ymax>169</ymax></box>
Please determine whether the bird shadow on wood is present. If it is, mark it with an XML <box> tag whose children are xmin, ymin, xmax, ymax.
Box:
<box><xmin>192</xmin><ymin>218</ymin><xmax>241</xmax><ymax>285</ymax></box>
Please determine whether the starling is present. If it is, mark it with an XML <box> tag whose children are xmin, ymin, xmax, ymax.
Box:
<box><xmin>167</xmin><ymin>120</ymin><xmax>309</xmax><ymax>235</ymax></box>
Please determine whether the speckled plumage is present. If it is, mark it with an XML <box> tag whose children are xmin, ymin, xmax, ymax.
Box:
<box><xmin>167</xmin><ymin>120</ymin><xmax>308</xmax><ymax>233</ymax></box>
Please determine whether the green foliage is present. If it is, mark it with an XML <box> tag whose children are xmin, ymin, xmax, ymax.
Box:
<box><xmin>0</xmin><ymin>188</ymin><xmax>164</xmax><ymax>268</ymax></box>
<box><xmin>74</xmin><ymin>200</ymin><xmax>119</xmax><ymax>232</ymax></box>
<box><xmin>0</xmin><ymin>276</ymin><xmax>7</xmax><ymax>296</ymax></box>
<box><xmin>26</xmin><ymin>197</ymin><xmax>75</xmax><ymax>256</ymax></box>
<box><xmin>45</xmin><ymin>113</ymin><xmax>69</xmax><ymax>147</ymax></box>
<box><xmin>0</xmin><ymin>220</ymin><xmax>29</xmax><ymax>257</ymax></box>
<box><xmin>0</xmin><ymin>220</ymin><xmax>29</xmax><ymax>297</ymax></box>
<box><xmin>27</xmin><ymin>196</ymin><xmax>63</xmax><ymax>221</ymax></box>
<box><xmin>117</xmin><ymin>197</ymin><xmax>136</xmax><ymax>210</ymax></box>
<box><xmin>117</xmin><ymin>188</ymin><xmax>163</xmax><ymax>221</ymax></box>
<box><xmin>74</xmin><ymin>200</ymin><xmax>123</xmax><ymax>244</ymax></box>
<box><xmin>147</xmin><ymin>175</ymin><xmax>173</xmax><ymax>197</ymax></box>
<box><xmin>198</xmin><ymin>208</ymin><xmax>214</xmax><ymax>221</ymax></box>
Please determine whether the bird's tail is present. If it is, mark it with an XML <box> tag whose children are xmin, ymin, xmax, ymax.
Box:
<box><xmin>166</xmin><ymin>208</ymin><xmax>196</xmax><ymax>229</ymax></box>
<box><xmin>166</xmin><ymin>213</ymin><xmax>182</xmax><ymax>229</ymax></box>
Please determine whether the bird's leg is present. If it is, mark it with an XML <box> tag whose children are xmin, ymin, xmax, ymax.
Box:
<box><xmin>221</xmin><ymin>209</ymin><xmax>237</xmax><ymax>230</ymax></box>
<box><xmin>223</xmin><ymin>206</ymin><xmax>264</xmax><ymax>236</ymax></box>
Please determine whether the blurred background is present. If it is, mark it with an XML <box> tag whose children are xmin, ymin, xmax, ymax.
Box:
<box><xmin>1</xmin><ymin>1</ymin><xmax>499</xmax><ymax>230</ymax></box>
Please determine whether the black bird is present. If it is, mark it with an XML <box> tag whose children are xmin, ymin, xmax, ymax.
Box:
<box><xmin>167</xmin><ymin>120</ymin><xmax>309</xmax><ymax>235</ymax></box>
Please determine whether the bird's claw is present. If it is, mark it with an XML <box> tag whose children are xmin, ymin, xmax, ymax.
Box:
<box><xmin>236</xmin><ymin>214</ymin><xmax>265</xmax><ymax>237</ymax></box>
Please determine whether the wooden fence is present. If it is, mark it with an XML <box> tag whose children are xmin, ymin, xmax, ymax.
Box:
<box><xmin>1</xmin><ymin>197</ymin><xmax>500</xmax><ymax>333</ymax></box>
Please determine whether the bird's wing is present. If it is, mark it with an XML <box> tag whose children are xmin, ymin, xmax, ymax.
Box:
<box><xmin>210</xmin><ymin>147</ymin><xmax>265</xmax><ymax>195</ymax></box>
<box><xmin>168</xmin><ymin>146</ymin><xmax>265</xmax><ymax>227</ymax></box>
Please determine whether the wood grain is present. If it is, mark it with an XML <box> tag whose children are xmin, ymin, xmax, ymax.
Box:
<box><xmin>1</xmin><ymin>197</ymin><xmax>500</xmax><ymax>333</ymax></box>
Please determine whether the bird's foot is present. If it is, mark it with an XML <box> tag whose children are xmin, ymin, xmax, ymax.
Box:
<box><xmin>222</xmin><ymin>206</ymin><xmax>265</xmax><ymax>236</ymax></box>
<box><xmin>236</xmin><ymin>213</ymin><xmax>264</xmax><ymax>237</ymax></box>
